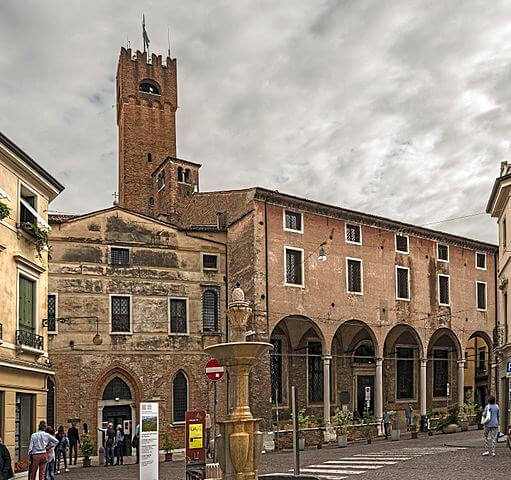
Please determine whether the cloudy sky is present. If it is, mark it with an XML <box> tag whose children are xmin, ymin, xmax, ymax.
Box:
<box><xmin>1</xmin><ymin>1</ymin><xmax>509</xmax><ymax>243</ymax></box>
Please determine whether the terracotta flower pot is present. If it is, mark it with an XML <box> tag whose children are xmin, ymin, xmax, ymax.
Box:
<box><xmin>82</xmin><ymin>458</ymin><xmax>91</xmax><ymax>468</ymax></box>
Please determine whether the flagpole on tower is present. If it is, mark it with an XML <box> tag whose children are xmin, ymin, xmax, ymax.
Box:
<box><xmin>142</xmin><ymin>14</ymin><xmax>150</xmax><ymax>54</ymax></box>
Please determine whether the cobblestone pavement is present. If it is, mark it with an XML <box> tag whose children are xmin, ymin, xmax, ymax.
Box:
<box><xmin>25</xmin><ymin>429</ymin><xmax>508</xmax><ymax>480</ymax></box>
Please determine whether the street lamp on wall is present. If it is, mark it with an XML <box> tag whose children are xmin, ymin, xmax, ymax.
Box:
<box><xmin>42</xmin><ymin>316</ymin><xmax>103</xmax><ymax>345</ymax></box>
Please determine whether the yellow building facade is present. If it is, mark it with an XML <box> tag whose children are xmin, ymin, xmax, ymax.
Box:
<box><xmin>0</xmin><ymin>131</ymin><xmax>63</xmax><ymax>462</ymax></box>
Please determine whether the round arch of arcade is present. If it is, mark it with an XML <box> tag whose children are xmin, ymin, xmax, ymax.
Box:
<box><xmin>268</xmin><ymin>317</ymin><xmax>490</xmax><ymax>427</ymax></box>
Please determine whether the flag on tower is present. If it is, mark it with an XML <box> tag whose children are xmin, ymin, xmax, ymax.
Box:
<box><xmin>142</xmin><ymin>14</ymin><xmax>150</xmax><ymax>52</ymax></box>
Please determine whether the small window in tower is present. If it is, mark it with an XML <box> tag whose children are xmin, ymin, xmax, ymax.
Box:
<box><xmin>157</xmin><ymin>170</ymin><xmax>166</xmax><ymax>191</ymax></box>
<box><xmin>184</xmin><ymin>169</ymin><xmax>191</xmax><ymax>184</ymax></box>
<box><xmin>147</xmin><ymin>153</ymin><xmax>152</xmax><ymax>163</ymax></box>
<box><xmin>139</xmin><ymin>82</ymin><xmax>160</xmax><ymax>95</ymax></box>
<box><xmin>178</xmin><ymin>167</ymin><xmax>184</xmax><ymax>183</ymax></box>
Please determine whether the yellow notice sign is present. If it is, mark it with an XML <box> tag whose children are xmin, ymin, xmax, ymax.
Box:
<box><xmin>189</xmin><ymin>423</ymin><xmax>203</xmax><ymax>449</ymax></box>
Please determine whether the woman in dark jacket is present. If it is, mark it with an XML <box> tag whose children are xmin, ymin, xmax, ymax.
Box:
<box><xmin>0</xmin><ymin>438</ymin><xmax>14</xmax><ymax>480</ymax></box>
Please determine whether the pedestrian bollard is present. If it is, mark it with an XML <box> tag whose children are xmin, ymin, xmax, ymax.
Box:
<box><xmin>98</xmin><ymin>445</ymin><xmax>104</xmax><ymax>466</ymax></box>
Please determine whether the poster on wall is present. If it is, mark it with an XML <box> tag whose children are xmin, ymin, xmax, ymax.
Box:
<box><xmin>140</xmin><ymin>402</ymin><xmax>159</xmax><ymax>480</ymax></box>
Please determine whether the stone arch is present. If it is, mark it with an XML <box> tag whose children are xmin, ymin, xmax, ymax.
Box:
<box><xmin>464</xmin><ymin>330</ymin><xmax>493</xmax><ymax>406</ymax></box>
<box><xmin>95</xmin><ymin>366</ymin><xmax>142</xmax><ymax>404</ymax></box>
<box><xmin>384</xmin><ymin>323</ymin><xmax>424</xmax><ymax>358</ymax></box>
<box><xmin>427</xmin><ymin>327</ymin><xmax>462</xmax><ymax>358</ymax></box>
<box><xmin>331</xmin><ymin>319</ymin><xmax>379</xmax><ymax>358</ymax></box>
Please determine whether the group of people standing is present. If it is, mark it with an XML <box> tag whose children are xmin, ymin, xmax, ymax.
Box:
<box><xmin>26</xmin><ymin>421</ymin><xmax>80</xmax><ymax>480</ymax></box>
<box><xmin>99</xmin><ymin>423</ymin><xmax>126</xmax><ymax>466</ymax></box>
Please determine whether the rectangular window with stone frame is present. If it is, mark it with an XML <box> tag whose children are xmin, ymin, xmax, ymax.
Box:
<box><xmin>111</xmin><ymin>296</ymin><xmax>131</xmax><ymax>333</ymax></box>
<box><xmin>170</xmin><ymin>298</ymin><xmax>188</xmax><ymax>334</ymax></box>
<box><xmin>396</xmin><ymin>266</ymin><xmax>410</xmax><ymax>300</ymax></box>
<box><xmin>285</xmin><ymin>247</ymin><xmax>303</xmax><ymax>286</ymax></box>
<box><xmin>346</xmin><ymin>258</ymin><xmax>362</xmax><ymax>294</ymax></box>
<box><xmin>110</xmin><ymin>247</ymin><xmax>130</xmax><ymax>266</ymax></box>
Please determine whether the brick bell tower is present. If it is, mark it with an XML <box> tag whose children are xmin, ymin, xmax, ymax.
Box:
<box><xmin>116</xmin><ymin>47</ymin><xmax>178</xmax><ymax>216</ymax></box>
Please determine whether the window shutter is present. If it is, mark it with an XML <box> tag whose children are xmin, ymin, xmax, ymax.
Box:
<box><xmin>19</xmin><ymin>276</ymin><xmax>34</xmax><ymax>332</ymax></box>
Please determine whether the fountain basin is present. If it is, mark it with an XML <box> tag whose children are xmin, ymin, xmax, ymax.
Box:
<box><xmin>205</xmin><ymin>342</ymin><xmax>273</xmax><ymax>365</ymax></box>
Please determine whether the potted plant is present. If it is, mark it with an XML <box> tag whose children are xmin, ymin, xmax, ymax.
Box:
<box><xmin>459</xmin><ymin>404</ymin><xmax>469</xmax><ymax>432</ymax></box>
<box><xmin>161</xmin><ymin>432</ymin><xmax>175</xmax><ymax>461</ymax></box>
<box><xmin>81</xmin><ymin>434</ymin><xmax>95</xmax><ymax>467</ymax></box>
<box><xmin>409</xmin><ymin>418</ymin><xmax>419</xmax><ymax>439</ymax></box>
<box><xmin>389</xmin><ymin>411</ymin><xmax>400</xmax><ymax>441</ymax></box>
<box><xmin>438</xmin><ymin>404</ymin><xmax>459</xmax><ymax>434</ymax></box>
<box><xmin>297</xmin><ymin>409</ymin><xmax>310</xmax><ymax>451</ymax></box>
<box><xmin>362</xmin><ymin>410</ymin><xmax>377</xmax><ymax>445</ymax></box>
<box><xmin>0</xmin><ymin>202</ymin><xmax>10</xmax><ymax>221</ymax></box>
<box><xmin>333</xmin><ymin>408</ymin><xmax>352</xmax><ymax>447</ymax></box>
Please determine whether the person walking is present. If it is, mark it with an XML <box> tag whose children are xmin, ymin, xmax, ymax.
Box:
<box><xmin>67</xmin><ymin>423</ymin><xmax>79</xmax><ymax>466</ymax></box>
<box><xmin>28</xmin><ymin>421</ymin><xmax>58</xmax><ymax>480</ymax></box>
<box><xmin>405</xmin><ymin>404</ymin><xmax>413</xmax><ymax>431</ymax></box>
<box><xmin>55</xmin><ymin>426</ymin><xmax>69</xmax><ymax>473</ymax></box>
<box><xmin>44</xmin><ymin>427</ymin><xmax>56</xmax><ymax>480</ymax></box>
<box><xmin>115</xmin><ymin>425</ymin><xmax>124</xmax><ymax>465</ymax></box>
<box><xmin>482</xmin><ymin>395</ymin><xmax>500</xmax><ymax>457</ymax></box>
<box><xmin>0</xmin><ymin>437</ymin><xmax>14</xmax><ymax>480</ymax></box>
<box><xmin>382</xmin><ymin>410</ymin><xmax>392</xmax><ymax>440</ymax></box>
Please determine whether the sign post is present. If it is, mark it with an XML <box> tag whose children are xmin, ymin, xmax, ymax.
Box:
<box><xmin>365</xmin><ymin>386</ymin><xmax>371</xmax><ymax>411</ymax></box>
<box><xmin>205</xmin><ymin>358</ymin><xmax>225</xmax><ymax>461</ymax></box>
<box><xmin>139</xmin><ymin>402</ymin><xmax>159</xmax><ymax>480</ymax></box>
<box><xmin>185</xmin><ymin>410</ymin><xmax>206</xmax><ymax>480</ymax></box>
<box><xmin>506</xmin><ymin>361</ymin><xmax>511</xmax><ymax>378</ymax></box>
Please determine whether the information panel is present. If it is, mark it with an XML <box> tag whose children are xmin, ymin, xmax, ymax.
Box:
<box><xmin>140</xmin><ymin>402</ymin><xmax>159</xmax><ymax>480</ymax></box>
<box><xmin>185</xmin><ymin>410</ymin><xmax>206</xmax><ymax>480</ymax></box>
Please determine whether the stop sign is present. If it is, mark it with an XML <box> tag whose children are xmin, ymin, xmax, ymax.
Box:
<box><xmin>205</xmin><ymin>358</ymin><xmax>225</xmax><ymax>382</ymax></box>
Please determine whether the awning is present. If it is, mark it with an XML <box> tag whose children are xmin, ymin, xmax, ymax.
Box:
<box><xmin>20</xmin><ymin>197</ymin><xmax>51</xmax><ymax>230</ymax></box>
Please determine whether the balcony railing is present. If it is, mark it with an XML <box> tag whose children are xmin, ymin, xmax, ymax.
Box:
<box><xmin>0</xmin><ymin>323</ymin><xmax>3</xmax><ymax>340</ymax></box>
<box><xmin>16</xmin><ymin>329</ymin><xmax>43</xmax><ymax>351</ymax></box>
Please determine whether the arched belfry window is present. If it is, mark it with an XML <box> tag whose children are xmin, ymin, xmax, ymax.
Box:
<box><xmin>202</xmin><ymin>289</ymin><xmax>219</xmax><ymax>332</ymax></box>
<box><xmin>102</xmin><ymin>377</ymin><xmax>132</xmax><ymax>400</ymax></box>
<box><xmin>173</xmin><ymin>372</ymin><xmax>188</xmax><ymax>423</ymax></box>
<box><xmin>47</xmin><ymin>378</ymin><xmax>55</xmax><ymax>427</ymax></box>
<box><xmin>139</xmin><ymin>82</ymin><xmax>160</xmax><ymax>95</ymax></box>
<box><xmin>184</xmin><ymin>169</ymin><xmax>190</xmax><ymax>184</ymax></box>
<box><xmin>177</xmin><ymin>167</ymin><xmax>184</xmax><ymax>183</ymax></box>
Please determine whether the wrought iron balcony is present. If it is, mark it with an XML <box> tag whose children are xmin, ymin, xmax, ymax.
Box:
<box><xmin>0</xmin><ymin>323</ymin><xmax>3</xmax><ymax>340</ymax></box>
<box><xmin>16</xmin><ymin>329</ymin><xmax>44</xmax><ymax>351</ymax></box>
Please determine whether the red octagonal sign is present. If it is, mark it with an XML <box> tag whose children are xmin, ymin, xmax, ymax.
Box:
<box><xmin>205</xmin><ymin>358</ymin><xmax>225</xmax><ymax>382</ymax></box>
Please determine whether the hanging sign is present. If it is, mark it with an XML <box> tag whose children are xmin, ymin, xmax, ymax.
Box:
<box><xmin>140</xmin><ymin>402</ymin><xmax>159</xmax><ymax>480</ymax></box>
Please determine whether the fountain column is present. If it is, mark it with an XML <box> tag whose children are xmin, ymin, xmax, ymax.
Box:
<box><xmin>205</xmin><ymin>287</ymin><xmax>272</xmax><ymax>480</ymax></box>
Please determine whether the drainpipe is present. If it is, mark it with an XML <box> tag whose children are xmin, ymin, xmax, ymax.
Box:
<box><xmin>264</xmin><ymin>200</ymin><xmax>270</xmax><ymax>339</ymax></box>
<box><xmin>494</xmin><ymin>250</ymin><xmax>499</xmax><ymax>402</ymax></box>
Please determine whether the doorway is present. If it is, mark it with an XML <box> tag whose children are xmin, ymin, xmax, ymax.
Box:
<box><xmin>15</xmin><ymin>393</ymin><xmax>34</xmax><ymax>461</ymax></box>
<box><xmin>356</xmin><ymin>375</ymin><xmax>375</xmax><ymax>417</ymax></box>
<box><xmin>102</xmin><ymin>405</ymin><xmax>132</xmax><ymax>456</ymax></box>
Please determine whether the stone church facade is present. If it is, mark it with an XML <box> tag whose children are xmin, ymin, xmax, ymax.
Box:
<box><xmin>48</xmin><ymin>45</ymin><xmax>498</xmax><ymax>448</ymax></box>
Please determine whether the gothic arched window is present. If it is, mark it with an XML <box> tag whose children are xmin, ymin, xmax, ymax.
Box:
<box><xmin>102</xmin><ymin>377</ymin><xmax>132</xmax><ymax>400</ymax></box>
<box><xmin>173</xmin><ymin>372</ymin><xmax>188</xmax><ymax>423</ymax></box>
<box><xmin>202</xmin><ymin>289</ymin><xmax>219</xmax><ymax>332</ymax></box>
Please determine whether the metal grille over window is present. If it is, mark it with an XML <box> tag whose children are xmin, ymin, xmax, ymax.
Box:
<box><xmin>111</xmin><ymin>247</ymin><xmax>129</xmax><ymax>266</ymax></box>
<box><xmin>285</xmin><ymin>211</ymin><xmax>302</xmax><ymax>231</ymax></box>
<box><xmin>439</xmin><ymin>275</ymin><xmax>449</xmax><ymax>305</ymax></box>
<box><xmin>396</xmin><ymin>347</ymin><xmax>415</xmax><ymax>399</ymax></box>
<box><xmin>47</xmin><ymin>294</ymin><xmax>56</xmax><ymax>333</ymax></box>
<box><xmin>285</xmin><ymin>249</ymin><xmax>302</xmax><ymax>285</ymax></box>
<box><xmin>308</xmin><ymin>341</ymin><xmax>323</xmax><ymax>403</ymax></box>
<box><xmin>111</xmin><ymin>296</ymin><xmax>130</xmax><ymax>333</ymax></box>
<box><xmin>347</xmin><ymin>259</ymin><xmax>362</xmax><ymax>293</ymax></box>
<box><xmin>477</xmin><ymin>282</ymin><xmax>487</xmax><ymax>310</ymax></box>
<box><xmin>433</xmin><ymin>350</ymin><xmax>449</xmax><ymax>397</ymax></box>
<box><xmin>202</xmin><ymin>290</ymin><xmax>219</xmax><ymax>332</ymax></box>
<box><xmin>270</xmin><ymin>338</ymin><xmax>283</xmax><ymax>404</ymax></box>
<box><xmin>170</xmin><ymin>299</ymin><xmax>187</xmax><ymax>334</ymax></box>
<box><xmin>173</xmin><ymin>372</ymin><xmax>188</xmax><ymax>423</ymax></box>
<box><xmin>102</xmin><ymin>377</ymin><xmax>132</xmax><ymax>400</ymax></box>
<box><xmin>46</xmin><ymin>379</ymin><xmax>55</xmax><ymax>428</ymax></box>
<box><xmin>396</xmin><ymin>234</ymin><xmax>409</xmax><ymax>252</ymax></box>
<box><xmin>437</xmin><ymin>244</ymin><xmax>449</xmax><ymax>261</ymax></box>
<box><xmin>476</xmin><ymin>253</ymin><xmax>486</xmax><ymax>269</ymax></box>
<box><xmin>396</xmin><ymin>267</ymin><xmax>409</xmax><ymax>299</ymax></box>
<box><xmin>203</xmin><ymin>254</ymin><xmax>218</xmax><ymax>270</ymax></box>
<box><xmin>346</xmin><ymin>224</ymin><xmax>361</xmax><ymax>243</ymax></box>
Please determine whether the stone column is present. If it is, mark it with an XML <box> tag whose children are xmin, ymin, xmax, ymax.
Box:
<box><xmin>375</xmin><ymin>358</ymin><xmax>383</xmax><ymax>436</ymax></box>
<box><xmin>457</xmin><ymin>360</ymin><xmax>465</xmax><ymax>405</ymax></box>
<box><xmin>323</xmin><ymin>356</ymin><xmax>332</xmax><ymax>426</ymax></box>
<box><xmin>420</xmin><ymin>358</ymin><xmax>427</xmax><ymax>417</ymax></box>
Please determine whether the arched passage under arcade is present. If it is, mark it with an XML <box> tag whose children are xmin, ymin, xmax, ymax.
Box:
<box><xmin>383</xmin><ymin>324</ymin><xmax>424</xmax><ymax>424</ymax></box>
<box><xmin>331</xmin><ymin>320</ymin><xmax>378</xmax><ymax>420</ymax></box>
<box><xmin>426</xmin><ymin>328</ymin><xmax>462</xmax><ymax>410</ymax></box>
<box><xmin>464</xmin><ymin>331</ymin><xmax>493</xmax><ymax>407</ymax></box>
<box><xmin>269</xmin><ymin>315</ymin><xmax>325</xmax><ymax>423</ymax></box>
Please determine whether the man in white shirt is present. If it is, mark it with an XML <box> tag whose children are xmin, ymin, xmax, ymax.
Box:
<box><xmin>28</xmin><ymin>421</ymin><xmax>58</xmax><ymax>480</ymax></box>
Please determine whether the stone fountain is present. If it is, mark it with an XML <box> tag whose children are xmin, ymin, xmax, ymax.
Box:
<box><xmin>205</xmin><ymin>287</ymin><xmax>272</xmax><ymax>480</ymax></box>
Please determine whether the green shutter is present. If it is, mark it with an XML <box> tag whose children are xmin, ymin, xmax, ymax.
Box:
<box><xmin>18</xmin><ymin>276</ymin><xmax>35</xmax><ymax>332</ymax></box>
